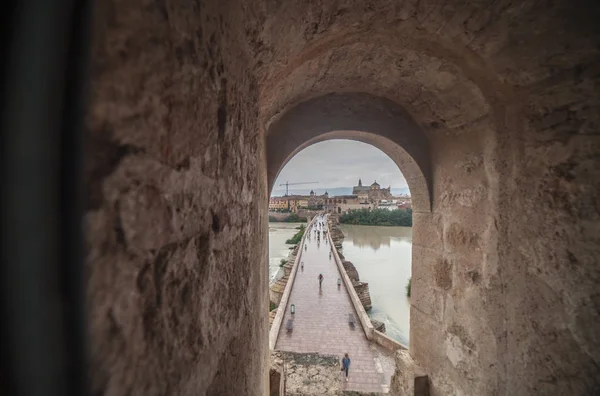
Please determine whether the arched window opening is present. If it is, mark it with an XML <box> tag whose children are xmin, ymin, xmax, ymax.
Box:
<box><xmin>269</xmin><ymin>139</ymin><xmax>414</xmax><ymax>347</ymax></box>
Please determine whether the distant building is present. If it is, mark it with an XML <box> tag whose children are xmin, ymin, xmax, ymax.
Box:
<box><xmin>268</xmin><ymin>195</ymin><xmax>308</xmax><ymax>212</ymax></box>
<box><xmin>396</xmin><ymin>197</ymin><xmax>412</xmax><ymax>210</ymax></box>
<box><xmin>351</xmin><ymin>178</ymin><xmax>393</xmax><ymax>203</ymax></box>
<box><xmin>325</xmin><ymin>195</ymin><xmax>365</xmax><ymax>214</ymax></box>
<box><xmin>352</xmin><ymin>178</ymin><xmax>370</xmax><ymax>200</ymax></box>
<box><xmin>307</xmin><ymin>189</ymin><xmax>329</xmax><ymax>209</ymax></box>
<box><xmin>269</xmin><ymin>196</ymin><xmax>289</xmax><ymax>211</ymax></box>
<box><xmin>269</xmin><ymin>178</ymin><xmax>401</xmax><ymax>213</ymax></box>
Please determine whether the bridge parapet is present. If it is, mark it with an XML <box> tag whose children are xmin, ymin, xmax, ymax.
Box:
<box><xmin>325</xmin><ymin>216</ymin><xmax>375</xmax><ymax>340</ymax></box>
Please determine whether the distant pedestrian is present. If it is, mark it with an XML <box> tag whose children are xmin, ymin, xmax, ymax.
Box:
<box><xmin>329</xmin><ymin>251</ymin><xmax>332</xmax><ymax>260</ymax></box>
<box><xmin>301</xmin><ymin>261</ymin><xmax>304</xmax><ymax>270</ymax></box>
<box><xmin>341</xmin><ymin>353</ymin><xmax>351</xmax><ymax>381</ymax></box>
<box><xmin>318</xmin><ymin>273</ymin><xmax>324</xmax><ymax>288</ymax></box>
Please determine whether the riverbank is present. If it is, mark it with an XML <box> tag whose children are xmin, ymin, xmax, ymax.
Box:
<box><xmin>285</xmin><ymin>224</ymin><xmax>305</xmax><ymax>244</ymax></box>
<box><xmin>268</xmin><ymin>212</ymin><xmax>307</xmax><ymax>222</ymax></box>
<box><xmin>268</xmin><ymin>216</ymin><xmax>319</xmax><ymax>329</ymax></box>
<box><xmin>268</xmin><ymin>223</ymin><xmax>305</xmax><ymax>282</ymax></box>
<box><xmin>339</xmin><ymin>208</ymin><xmax>413</xmax><ymax>227</ymax></box>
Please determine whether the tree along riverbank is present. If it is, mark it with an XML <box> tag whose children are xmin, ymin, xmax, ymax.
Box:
<box><xmin>269</xmin><ymin>213</ymin><xmax>307</xmax><ymax>223</ymax></box>
<box><xmin>339</xmin><ymin>208</ymin><xmax>412</xmax><ymax>227</ymax></box>
<box><xmin>285</xmin><ymin>224</ymin><xmax>306</xmax><ymax>244</ymax></box>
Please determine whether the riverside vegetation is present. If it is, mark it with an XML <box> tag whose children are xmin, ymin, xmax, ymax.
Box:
<box><xmin>268</xmin><ymin>213</ymin><xmax>307</xmax><ymax>223</ymax></box>
<box><xmin>285</xmin><ymin>224</ymin><xmax>306</xmax><ymax>244</ymax></box>
<box><xmin>339</xmin><ymin>208</ymin><xmax>412</xmax><ymax>227</ymax></box>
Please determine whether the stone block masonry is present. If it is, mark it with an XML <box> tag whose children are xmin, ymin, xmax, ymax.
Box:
<box><xmin>353</xmin><ymin>282</ymin><xmax>373</xmax><ymax>311</ymax></box>
<box><xmin>83</xmin><ymin>2</ymin><xmax>600</xmax><ymax>395</ymax></box>
<box><xmin>332</xmin><ymin>223</ymin><xmax>374</xmax><ymax>315</ymax></box>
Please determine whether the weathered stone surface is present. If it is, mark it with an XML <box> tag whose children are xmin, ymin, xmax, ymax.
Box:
<box><xmin>270</xmin><ymin>351</ymin><xmax>284</xmax><ymax>396</ymax></box>
<box><xmin>269</xmin><ymin>308</ymin><xmax>277</xmax><ymax>329</ymax></box>
<box><xmin>87</xmin><ymin>1</ymin><xmax>268</xmax><ymax>394</ymax></box>
<box><xmin>390</xmin><ymin>350</ymin><xmax>429</xmax><ymax>396</ymax></box>
<box><xmin>333</xmin><ymin>224</ymin><xmax>374</xmax><ymax>312</ymax></box>
<box><xmin>342</xmin><ymin>261</ymin><xmax>360</xmax><ymax>283</ymax></box>
<box><xmin>87</xmin><ymin>1</ymin><xmax>600</xmax><ymax>395</ymax></box>
<box><xmin>371</xmin><ymin>319</ymin><xmax>386</xmax><ymax>333</ymax></box>
<box><xmin>354</xmin><ymin>282</ymin><xmax>373</xmax><ymax>311</ymax></box>
<box><xmin>283</xmin><ymin>352</ymin><xmax>341</xmax><ymax>395</ymax></box>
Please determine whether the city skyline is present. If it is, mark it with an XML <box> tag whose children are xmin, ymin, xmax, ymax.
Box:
<box><xmin>272</xmin><ymin>140</ymin><xmax>409</xmax><ymax>196</ymax></box>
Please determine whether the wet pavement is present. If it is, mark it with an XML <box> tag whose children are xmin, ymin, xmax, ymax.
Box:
<box><xmin>275</xmin><ymin>217</ymin><xmax>393</xmax><ymax>393</ymax></box>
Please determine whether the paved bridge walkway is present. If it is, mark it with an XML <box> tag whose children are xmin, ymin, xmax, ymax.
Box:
<box><xmin>275</xmin><ymin>217</ymin><xmax>391</xmax><ymax>393</ymax></box>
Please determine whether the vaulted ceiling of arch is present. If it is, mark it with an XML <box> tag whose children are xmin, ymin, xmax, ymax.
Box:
<box><xmin>259</xmin><ymin>42</ymin><xmax>491</xmax><ymax>137</ymax></box>
<box><xmin>242</xmin><ymin>0</ymin><xmax>599</xmax><ymax>137</ymax></box>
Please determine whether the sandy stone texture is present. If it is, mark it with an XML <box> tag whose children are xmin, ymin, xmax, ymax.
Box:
<box><xmin>87</xmin><ymin>1</ymin><xmax>600</xmax><ymax>395</ymax></box>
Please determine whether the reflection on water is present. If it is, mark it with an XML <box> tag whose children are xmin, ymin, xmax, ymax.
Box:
<box><xmin>339</xmin><ymin>224</ymin><xmax>412</xmax><ymax>345</ymax></box>
<box><xmin>268</xmin><ymin>222</ymin><xmax>304</xmax><ymax>282</ymax></box>
<box><xmin>344</xmin><ymin>225</ymin><xmax>412</xmax><ymax>251</ymax></box>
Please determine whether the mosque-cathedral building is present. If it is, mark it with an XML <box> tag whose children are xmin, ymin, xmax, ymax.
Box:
<box><xmin>351</xmin><ymin>178</ymin><xmax>393</xmax><ymax>202</ymax></box>
<box><xmin>269</xmin><ymin>178</ymin><xmax>408</xmax><ymax>213</ymax></box>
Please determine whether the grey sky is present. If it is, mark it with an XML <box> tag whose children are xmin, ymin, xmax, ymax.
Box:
<box><xmin>273</xmin><ymin>140</ymin><xmax>408</xmax><ymax>190</ymax></box>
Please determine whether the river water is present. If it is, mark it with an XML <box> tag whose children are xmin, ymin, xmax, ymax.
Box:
<box><xmin>268</xmin><ymin>222</ymin><xmax>304</xmax><ymax>282</ymax></box>
<box><xmin>338</xmin><ymin>224</ymin><xmax>412</xmax><ymax>346</ymax></box>
<box><xmin>268</xmin><ymin>221</ymin><xmax>412</xmax><ymax>346</ymax></box>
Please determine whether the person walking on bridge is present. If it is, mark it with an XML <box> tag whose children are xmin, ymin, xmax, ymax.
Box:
<box><xmin>341</xmin><ymin>353</ymin><xmax>351</xmax><ymax>382</ymax></box>
<box><xmin>318</xmin><ymin>273</ymin><xmax>324</xmax><ymax>288</ymax></box>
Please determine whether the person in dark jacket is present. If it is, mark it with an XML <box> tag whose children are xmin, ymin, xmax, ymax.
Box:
<box><xmin>342</xmin><ymin>353</ymin><xmax>351</xmax><ymax>381</ymax></box>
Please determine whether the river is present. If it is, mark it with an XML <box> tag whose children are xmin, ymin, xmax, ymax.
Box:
<box><xmin>268</xmin><ymin>222</ymin><xmax>304</xmax><ymax>282</ymax></box>
<box><xmin>268</xmin><ymin>221</ymin><xmax>412</xmax><ymax>346</ymax></box>
<box><xmin>338</xmin><ymin>224</ymin><xmax>412</xmax><ymax>346</ymax></box>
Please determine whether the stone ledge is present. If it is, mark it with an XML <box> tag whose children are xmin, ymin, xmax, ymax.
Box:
<box><xmin>373</xmin><ymin>330</ymin><xmax>408</xmax><ymax>352</ymax></box>
<box><xmin>390</xmin><ymin>350</ymin><xmax>430</xmax><ymax>396</ymax></box>
<box><xmin>326</xmin><ymin>217</ymin><xmax>374</xmax><ymax>340</ymax></box>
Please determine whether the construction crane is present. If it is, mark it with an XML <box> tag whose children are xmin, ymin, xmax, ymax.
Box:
<box><xmin>279</xmin><ymin>181</ymin><xmax>319</xmax><ymax>196</ymax></box>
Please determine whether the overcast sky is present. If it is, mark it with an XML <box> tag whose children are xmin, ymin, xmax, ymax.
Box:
<box><xmin>273</xmin><ymin>140</ymin><xmax>408</xmax><ymax>190</ymax></box>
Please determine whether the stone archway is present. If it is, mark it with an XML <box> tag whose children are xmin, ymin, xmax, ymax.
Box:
<box><xmin>81</xmin><ymin>1</ymin><xmax>600</xmax><ymax>395</ymax></box>
<box><xmin>266</xmin><ymin>92</ymin><xmax>432</xmax><ymax>214</ymax></box>
<box><xmin>265</xmin><ymin>93</ymin><xmax>433</xmax><ymax>368</ymax></box>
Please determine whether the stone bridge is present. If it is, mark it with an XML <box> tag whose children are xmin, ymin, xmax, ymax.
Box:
<box><xmin>270</xmin><ymin>215</ymin><xmax>402</xmax><ymax>393</ymax></box>
<box><xmin>5</xmin><ymin>1</ymin><xmax>599</xmax><ymax>396</ymax></box>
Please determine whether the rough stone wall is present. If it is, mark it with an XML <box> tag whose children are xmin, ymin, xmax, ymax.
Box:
<box><xmin>283</xmin><ymin>352</ymin><xmax>341</xmax><ymax>395</ymax></box>
<box><xmin>353</xmin><ymin>282</ymin><xmax>373</xmax><ymax>312</ymax></box>
<box><xmin>84</xmin><ymin>0</ymin><xmax>600</xmax><ymax>395</ymax></box>
<box><xmin>503</xmin><ymin>43</ymin><xmax>600</xmax><ymax>396</ymax></box>
<box><xmin>342</xmin><ymin>260</ymin><xmax>360</xmax><ymax>283</ymax></box>
<box><xmin>86</xmin><ymin>1</ymin><xmax>267</xmax><ymax>395</ymax></box>
<box><xmin>270</xmin><ymin>351</ymin><xmax>284</xmax><ymax>396</ymax></box>
<box><xmin>390</xmin><ymin>350</ymin><xmax>429</xmax><ymax>396</ymax></box>
<box><xmin>254</xmin><ymin>1</ymin><xmax>600</xmax><ymax>395</ymax></box>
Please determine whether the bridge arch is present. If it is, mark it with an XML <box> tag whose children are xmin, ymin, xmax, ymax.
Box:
<box><xmin>266</xmin><ymin>92</ymin><xmax>432</xmax><ymax>213</ymax></box>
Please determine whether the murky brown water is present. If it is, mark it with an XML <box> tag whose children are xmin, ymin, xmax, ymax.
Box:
<box><xmin>338</xmin><ymin>224</ymin><xmax>412</xmax><ymax>346</ymax></box>
<box><xmin>268</xmin><ymin>222</ymin><xmax>412</xmax><ymax>345</ymax></box>
<box><xmin>268</xmin><ymin>222</ymin><xmax>304</xmax><ymax>282</ymax></box>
